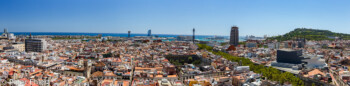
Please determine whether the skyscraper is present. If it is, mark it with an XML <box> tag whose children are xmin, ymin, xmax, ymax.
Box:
<box><xmin>128</xmin><ymin>31</ymin><xmax>131</xmax><ymax>38</ymax></box>
<box><xmin>230</xmin><ymin>26</ymin><xmax>239</xmax><ymax>46</ymax></box>
<box><xmin>2</xmin><ymin>28</ymin><xmax>8</xmax><ymax>37</ymax></box>
<box><xmin>193</xmin><ymin>28</ymin><xmax>195</xmax><ymax>43</ymax></box>
<box><xmin>4</xmin><ymin>28</ymin><xmax>7</xmax><ymax>34</ymax></box>
<box><xmin>2</xmin><ymin>28</ymin><xmax>15</xmax><ymax>40</ymax></box>
<box><xmin>148</xmin><ymin>29</ymin><xmax>152</xmax><ymax>36</ymax></box>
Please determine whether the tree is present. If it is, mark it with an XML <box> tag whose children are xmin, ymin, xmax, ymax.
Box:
<box><xmin>196</xmin><ymin>44</ymin><xmax>304</xmax><ymax>86</ymax></box>
<box><xmin>188</xmin><ymin>56</ymin><xmax>193</xmax><ymax>61</ymax></box>
<box><xmin>268</xmin><ymin>28</ymin><xmax>350</xmax><ymax>41</ymax></box>
<box><xmin>103</xmin><ymin>52</ymin><xmax>112</xmax><ymax>58</ymax></box>
<box><xmin>193</xmin><ymin>60</ymin><xmax>201</xmax><ymax>65</ymax></box>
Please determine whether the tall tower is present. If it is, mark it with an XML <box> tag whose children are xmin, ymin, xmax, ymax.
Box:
<box><xmin>128</xmin><ymin>31</ymin><xmax>131</xmax><ymax>38</ymax></box>
<box><xmin>148</xmin><ymin>29</ymin><xmax>152</xmax><ymax>36</ymax></box>
<box><xmin>193</xmin><ymin>28</ymin><xmax>195</xmax><ymax>43</ymax></box>
<box><xmin>84</xmin><ymin>60</ymin><xmax>92</xmax><ymax>79</ymax></box>
<box><xmin>4</xmin><ymin>28</ymin><xmax>7</xmax><ymax>33</ymax></box>
<box><xmin>230</xmin><ymin>26</ymin><xmax>239</xmax><ymax>46</ymax></box>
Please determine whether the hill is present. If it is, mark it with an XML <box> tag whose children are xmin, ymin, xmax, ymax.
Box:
<box><xmin>268</xmin><ymin>28</ymin><xmax>350</xmax><ymax>41</ymax></box>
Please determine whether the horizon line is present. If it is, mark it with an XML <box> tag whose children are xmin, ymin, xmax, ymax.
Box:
<box><xmin>6</xmin><ymin>31</ymin><xmax>233</xmax><ymax>37</ymax></box>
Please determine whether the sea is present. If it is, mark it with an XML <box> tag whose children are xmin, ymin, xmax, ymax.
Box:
<box><xmin>10</xmin><ymin>32</ymin><xmax>246</xmax><ymax>42</ymax></box>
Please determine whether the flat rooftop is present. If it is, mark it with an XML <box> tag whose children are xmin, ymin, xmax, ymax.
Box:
<box><xmin>278</xmin><ymin>49</ymin><xmax>296</xmax><ymax>52</ymax></box>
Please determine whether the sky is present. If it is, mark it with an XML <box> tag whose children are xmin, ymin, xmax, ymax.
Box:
<box><xmin>0</xmin><ymin>0</ymin><xmax>350</xmax><ymax>36</ymax></box>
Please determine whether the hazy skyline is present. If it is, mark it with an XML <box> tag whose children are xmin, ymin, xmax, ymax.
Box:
<box><xmin>1</xmin><ymin>0</ymin><xmax>350</xmax><ymax>36</ymax></box>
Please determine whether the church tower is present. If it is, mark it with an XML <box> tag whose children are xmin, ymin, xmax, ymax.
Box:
<box><xmin>84</xmin><ymin>60</ymin><xmax>92</xmax><ymax>79</ymax></box>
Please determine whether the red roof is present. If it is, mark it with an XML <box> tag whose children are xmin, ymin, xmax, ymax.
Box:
<box><xmin>20</xmin><ymin>78</ymin><xmax>39</xmax><ymax>86</ymax></box>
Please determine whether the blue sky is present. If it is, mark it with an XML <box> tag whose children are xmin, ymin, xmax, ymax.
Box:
<box><xmin>0</xmin><ymin>0</ymin><xmax>349</xmax><ymax>36</ymax></box>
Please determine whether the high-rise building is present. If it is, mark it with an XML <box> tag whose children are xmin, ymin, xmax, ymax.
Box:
<box><xmin>2</xmin><ymin>28</ymin><xmax>15</xmax><ymax>39</ymax></box>
<box><xmin>147</xmin><ymin>29</ymin><xmax>152</xmax><ymax>36</ymax></box>
<box><xmin>25</xmin><ymin>37</ymin><xmax>47</xmax><ymax>52</ymax></box>
<box><xmin>277</xmin><ymin>49</ymin><xmax>304</xmax><ymax>64</ymax></box>
<box><xmin>4</xmin><ymin>28</ymin><xmax>7</xmax><ymax>34</ymax></box>
<box><xmin>230</xmin><ymin>26</ymin><xmax>239</xmax><ymax>46</ymax></box>
<box><xmin>128</xmin><ymin>31</ymin><xmax>131</xmax><ymax>38</ymax></box>
<box><xmin>193</xmin><ymin>28</ymin><xmax>195</xmax><ymax>43</ymax></box>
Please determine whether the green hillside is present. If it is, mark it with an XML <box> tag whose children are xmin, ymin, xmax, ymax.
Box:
<box><xmin>268</xmin><ymin>28</ymin><xmax>350</xmax><ymax>41</ymax></box>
